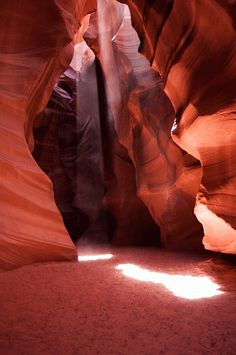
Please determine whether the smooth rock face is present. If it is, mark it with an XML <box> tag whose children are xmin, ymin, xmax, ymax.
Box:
<box><xmin>0</xmin><ymin>0</ymin><xmax>89</xmax><ymax>269</ymax></box>
<box><xmin>120</xmin><ymin>0</ymin><xmax>236</xmax><ymax>253</ymax></box>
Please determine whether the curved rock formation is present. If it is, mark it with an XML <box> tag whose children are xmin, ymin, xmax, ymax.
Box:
<box><xmin>119</xmin><ymin>0</ymin><xmax>236</xmax><ymax>253</ymax></box>
<box><xmin>0</xmin><ymin>0</ymin><xmax>97</xmax><ymax>269</ymax></box>
<box><xmin>85</xmin><ymin>1</ymin><xmax>203</xmax><ymax>248</ymax></box>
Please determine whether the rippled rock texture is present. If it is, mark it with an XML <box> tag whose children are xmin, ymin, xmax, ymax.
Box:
<box><xmin>0</xmin><ymin>0</ymin><xmax>96</xmax><ymax>269</ymax></box>
<box><xmin>120</xmin><ymin>0</ymin><xmax>236</xmax><ymax>253</ymax></box>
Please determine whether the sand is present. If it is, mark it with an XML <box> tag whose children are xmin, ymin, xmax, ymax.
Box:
<box><xmin>0</xmin><ymin>245</ymin><xmax>236</xmax><ymax>354</ymax></box>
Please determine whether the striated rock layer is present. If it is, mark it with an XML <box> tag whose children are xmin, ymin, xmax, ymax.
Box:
<box><xmin>0</xmin><ymin>0</ymin><xmax>96</xmax><ymax>269</ymax></box>
<box><xmin>120</xmin><ymin>0</ymin><xmax>236</xmax><ymax>253</ymax></box>
<box><xmin>85</xmin><ymin>1</ymin><xmax>203</xmax><ymax>248</ymax></box>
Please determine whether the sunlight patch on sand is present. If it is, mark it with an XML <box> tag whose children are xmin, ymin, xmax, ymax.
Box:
<box><xmin>116</xmin><ymin>263</ymin><xmax>224</xmax><ymax>299</ymax></box>
<box><xmin>78</xmin><ymin>254</ymin><xmax>113</xmax><ymax>261</ymax></box>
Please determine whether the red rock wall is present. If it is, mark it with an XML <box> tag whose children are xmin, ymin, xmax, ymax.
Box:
<box><xmin>0</xmin><ymin>0</ymin><xmax>97</xmax><ymax>269</ymax></box>
<box><xmin>119</xmin><ymin>0</ymin><xmax>236</xmax><ymax>253</ymax></box>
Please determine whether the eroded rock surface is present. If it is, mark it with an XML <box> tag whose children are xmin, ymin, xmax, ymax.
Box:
<box><xmin>0</xmin><ymin>0</ymin><xmax>97</xmax><ymax>269</ymax></box>
<box><xmin>120</xmin><ymin>0</ymin><xmax>236</xmax><ymax>253</ymax></box>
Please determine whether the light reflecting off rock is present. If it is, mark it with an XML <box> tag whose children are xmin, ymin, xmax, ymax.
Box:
<box><xmin>116</xmin><ymin>264</ymin><xmax>224</xmax><ymax>299</ymax></box>
<box><xmin>78</xmin><ymin>254</ymin><xmax>113</xmax><ymax>261</ymax></box>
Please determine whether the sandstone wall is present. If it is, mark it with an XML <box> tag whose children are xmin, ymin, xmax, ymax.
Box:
<box><xmin>119</xmin><ymin>0</ymin><xmax>236</xmax><ymax>253</ymax></box>
<box><xmin>0</xmin><ymin>0</ymin><xmax>97</xmax><ymax>269</ymax></box>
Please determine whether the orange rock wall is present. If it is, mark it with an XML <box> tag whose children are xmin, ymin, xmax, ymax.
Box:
<box><xmin>0</xmin><ymin>0</ymin><xmax>97</xmax><ymax>269</ymax></box>
<box><xmin>120</xmin><ymin>0</ymin><xmax>236</xmax><ymax>253</ymax></box>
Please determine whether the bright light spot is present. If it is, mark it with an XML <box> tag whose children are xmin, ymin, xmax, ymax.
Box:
<box><xmin>171</xmin><ymin>118</ymin><xmax>178</xmax><ymax>133</ymax></box>
<box><xmin>116</xmin><ymin>264</ymin><xmax>224</xmax><ymax>300</ymax></box>
<box><xmin>78</xmin><ymin>254</ymin><xmax>113</xmax><ymax>262</ymax></box>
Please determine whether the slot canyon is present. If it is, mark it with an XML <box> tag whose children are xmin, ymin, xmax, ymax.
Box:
<box><xmin>0</xmin><ymin>0</ymin><xmax>236</xmax><ymax>353</ymax></box>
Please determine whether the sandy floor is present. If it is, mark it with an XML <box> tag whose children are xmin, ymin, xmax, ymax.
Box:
<box><xmin>0</xmin><ymin>245</ymin><xmax>236</xmax><ymax>354</ymax></box>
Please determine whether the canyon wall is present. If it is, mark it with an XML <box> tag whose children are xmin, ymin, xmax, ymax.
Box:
<box><xmin>119</xmin><ymin>0</ymin><xmax>236</xmax><ymax>253</ymax></box>
<box><xmin>84</xmin><ymin>1</ymin><xmax>203</xmax><ymax>248</ymax></box>
<box><xmin>0</xmin><ymin>0</ymin><xmax>96</xmax><ymax>269</ymax></box>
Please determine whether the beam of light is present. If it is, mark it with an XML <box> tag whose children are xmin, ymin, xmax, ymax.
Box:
<box><xmin>78</xmin><ymin>254</ymin><xmax>113</xmax><ymax>261</ymax></box>
<box><xmin>116</xmin><ymin>264</ymin><xmax>224</xmax><ymax>300</ymax></box>
<box><xmin>97</xmin><ymin>0</ymin><xmax>123</xmax><ymax>121</ymax></box>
